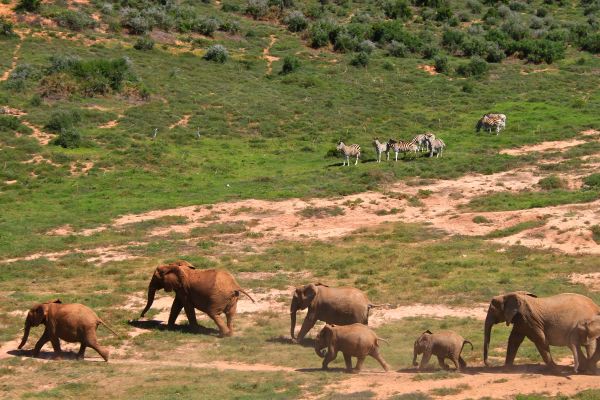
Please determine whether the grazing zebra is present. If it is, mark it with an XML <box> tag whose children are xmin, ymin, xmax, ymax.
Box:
<box><xmin>476</xmin><ymin>113</ymin><xmax>506</xmax><ymax>135</ymax></box>
<box><xmin>337</xmin><ymin>141</ymin><xmax>361</xmax><ymax>166</ymax></box>
<box><xmin>387</xmin><ymin>138</ymin><xmax>419</xmax><ymax>161</ymax></box>
<box><xmin>413</xmin><ymin>134</ymin><xmax>430</xmax><ymax>152</ymax></box>
<box><xmin>425</xmin><ymin>133</ymin><xmax>445</xmax><ymax>158</ymax></box>
<box><xmin>372</xmin><ymin>138</ymin><xmax>389</xmax><ymax>163</ymax></box>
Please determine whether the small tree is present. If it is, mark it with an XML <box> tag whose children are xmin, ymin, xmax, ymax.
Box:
<box><xmin>0</xmin><ymin>17</ymin><xmax>15</xmax><ymax>37</ymax></box>
<box><xmin>283</xmin><ymin>11</ymin><xmax>308</xmax><ymax>32</ymax></box>
<box><xmin>350</xmin><ymin>51</ymin><xmax>369</xmax><ymax>67</ymax></box>
<box><xmin>134</xmin><ymin>36</ymin><xmax>155</xmax><ymax>50</ymax></box>
<box><xmin>433</xmin><ymin>54</ymin><xmax>448</xmax><ymax>73</ymax></box>
<box><xmin>52</xmin><ymin>128</ymin><xmax>81</xmax><ymax>149</ymax></box>
<box><xmin>382</xmin><ymin>0</ymin><xmax>412</xmax><ymax>20</ymax></box>
<box><xmin>457</xmin><ymin>56</ymin><xmax>488</xmax><ymax>77</ymax></box>
<box><xmin>280</xmin><ymin>55</ymin><xmax>300</xmax><ymax>74</ymax></box>
<box><xmin>245</xmin><ymin>0</ymin><xmax>268</xmax><ymax>20</ymax></box>
<box><xmin>14</xmin><ymin>0</ymin><xmax>40</xmax><ymax>12</ymax></box>
<box><xmin>204</xmin><ymin>44</ymin><xmax>229</xmax><ymax>63</ymax></box>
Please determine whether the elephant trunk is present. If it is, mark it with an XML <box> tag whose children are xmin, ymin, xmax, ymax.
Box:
<box><xmin>18</xmin><ymin>315</ymin><xmax>31</xmax><ymax>349</ymax></box>
<box><xmin>290</xmin><ymin>296</ymin><xmax>298</xmax><ymax>339</ymax></box>
<box><xmin>140</xmin><ymin>279</ymin><xmax>158</xmax><ymax>318</ymax></box>
<box><xmin>314</xmin><ymin>340</ymin><xmax>326</xmax><ymax>358</ymax></box>
<box><xmin>483</xmin><ymin>310</ymin><xmax>496</xmax><ymax>366</ymax></box>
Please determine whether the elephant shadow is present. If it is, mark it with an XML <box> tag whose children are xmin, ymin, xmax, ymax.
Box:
<box><xmin>266</xmin><ymin>336</ymin><xmax>316</xmax><ymax>348</ymax></box>
<box><xmin>397</xmin><ymin>364</ymin><xmax>583</xmax><ymax>377</ymax></box>
<box><xmin>127</xmin><ymin>319</ymin><xmax>220</xmax><ymax>336</ymax></box>
<box><xmin>8</xmin><ymin>349</ymin><xmax>80</xmax><ymax>360</ymax></box>
<box><xmin>295</xmin><ymin>367</ymin><xmax>349</xmax><ymax>373</ymax></box>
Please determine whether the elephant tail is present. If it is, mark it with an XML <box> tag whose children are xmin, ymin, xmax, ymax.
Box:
<box><xmin>236</xmin><ymin>288</ymin><xmax>255</xmax><ymax>303</ymax></box>
<box><xmin>98</xmin><ymin>319</ymin><xmax>120</xmax><ymax>338</ymax></box>
<box><xmin>368</xmin><ymin>303</ymin><xmax>387</xmax><ymax>309</ymax></box>
<box><xmin>376</xmin><ymin>337</ymin><xmax>390</xmax><ymax>345</ymax></box>
<box><xmin>462</xmin><ymin>340</ymin><xmax>473</xmax><ymax>351</ymax></box>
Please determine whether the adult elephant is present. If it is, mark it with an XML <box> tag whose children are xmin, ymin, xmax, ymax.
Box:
<box><xmin>290</xmin><ymin>283</ymin><xmax>380</xmax><ymax>342</ymax></box>
<box><xmin>140</xmin><ymin>261</ymin><xmax>254</xmax><ymax>337</ymax></box>
<box><xmin>483</xmin><ymin>291</ymin><xmax>600</xmax><ymax>371</ymax></box>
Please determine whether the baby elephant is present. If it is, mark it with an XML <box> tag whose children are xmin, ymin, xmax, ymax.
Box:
<box><xmin>568</xmin><ymin>315</ymin><xmax>600</xmax><ymax>373</ymax></box>
<box><xmin>18</xmin><ymin>300</ymin><xmax>118</xmax><ymax>361</ymax></box>
<box><xmin>315</xmin><ymin>323</ymin><xmax>390</xmax><ymax>373</ymax></box>
<box><xmin>413</xmin><ymin>330</ymin><xmax>472</xmax><ymax>371</ymax></box>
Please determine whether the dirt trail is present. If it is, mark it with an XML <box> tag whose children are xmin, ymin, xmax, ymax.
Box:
<box><xmin>1</xmin><ymin>106</ymin><xmax>55</xmax><ymax>145</ymax></box>
<box><xmin>169</xmin><ymin>114</ymin><xmax>191</xmax><ymax>129</ymax></box>
<box><xmin>263</xmin><ymin>35</ymin><xmax>280</xmax><ymax>75</ymax></box>
<box><xmin>0</xmin><ymin>41</ymin><xmax>22</xmax><ymax>82</ymax></box>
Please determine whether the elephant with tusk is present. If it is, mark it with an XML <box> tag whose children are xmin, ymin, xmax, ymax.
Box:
<box><xmin>140</xmin><ymin>260</ymin><xmax>255</xmax><ymax>337</ymax></box>
<box><xmin>483</xmin><ymin>291</ymin><xmax>600</xmax><ymax>372</ymax></box>
<box><xmin>290</xmin><ymin>283</ymin><xmax>383</xmax><ymax>342</ymax></box>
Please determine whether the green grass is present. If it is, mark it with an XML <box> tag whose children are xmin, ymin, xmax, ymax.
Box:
<box><xmin>467</xmin><ymin>189</ymin><xmax>600</xmax><ymax>212</ymax></box>
<box><xmin>484</xmin><ymin>219</ymin><xmax>548</xmax><ymax>239</ymax></box>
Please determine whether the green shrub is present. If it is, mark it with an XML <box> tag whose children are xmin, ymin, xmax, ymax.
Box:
<box><xmin>72</xmin><ymin>58</ymin><xmax>133</xmax><ymax>94</ymax></box>
<box><xmin>387</xmin><ymin>40</ymin><xmax>408</xmax><ymax>57</ymax></box>
<box><xmin>371</xmin><ymin>20</ymin><xmax>421</xmax><ymax>50</ymax></box>
<box><xmin>501</xmin><ymin>16</ymin><xmax>529</xmax><ymax>40</ymax></box>
<box><xmin>219</xmin><ymin>20</ymin><xmax>241</xmax><ymax>34</ymax></box>
<box><xmin>442</xmin><ymin>29</ymin><xmax>465</xmax><ymax>52</ymax></box>
<box><xmin>383</xmin><ymin>0</ymin><xmax>412</xmax><ymax>20</ymax></box>
<box><xmin>433</xmin><ymin>54</ymin><xmax>448</xmax><ymax>73</ymax></box>
<box><xmin>435</xmin><ymin>5</ymin><xmax>453</xmax><ymax>21</ymax></box>
<box><xmin>134</xmin><ymin>36</ymin><xmax>155</xmax><ymax>50</ymax></box>
<box><xmin>422</xmin><ymin>43</ymin><xmax>440</xmax><ymax>59</ymax></box>
<box><xmin>591</xmin><ymin>225</ymin><xmax>600</xmax><ymax>244</ymax></box>
<box><xmin>14</xmin><ymin>0</ymin><xmax>40</xmax><ymax>12</ymax></box>
<box><xmin>583</xmin><ymin>173</ymin><xmax>600</xmax><ymax>188</ymax></box>
<box><xmin>538</xmin><ymin>175</ymin><xmax>565</xmax><ymax>190</ymax></box>
<box><xmin>350</xmin><ymin>51</ymin><xmax>370</xmax><ymax>67</ymax></box>
<box><xmin>581</xmin><ymin>33</ymin><xmax>600</xmax><ymax>53</ymax></box>
<box><xmin>221</xmin><ymin>2</ymin><xmax>241</xmax><ymax>12</ymax></box>
<box><xmin>0</xmin><ymin>115</ymin><xmax>21</xmax><ymax>131</ymax></box>
<box><xmin>46</xmin><ymin>54</ymin><xmax>81</xmax><ymax>74</ymax></box>
<box><xmin>245</xmin><ymin>0</ymin><xmax>268</xmax><ymax>19</ymax></box>
<box><xmin>334</xmin><ymin>33</ymin><xmax>358</xmax><ymax>53</ymax></box>
<box><xmin>280</xmin><ymin>55</ymin><xmax>300</xmax><ymax>74</ymax></box>
<box><xmin>472</xmin><ymin>215</ymin><xmax>491</xmax><ymax>224</ymax></box>
<box><xmin>486</xmin><ymin>43</ymin><xmax>506</xmax><ymax>62</ymax></box>
<box><xmin>52</xmin><ymin>128</ymin><xmax>81</xmax><ymax>149</ymax></box>
<box><xmin>193</xmin><ymin>17</ymin><xmax>220</xmax><ymax>36</ymax></box>
<box><xmin>467</xmin><ymin>0</ymin><xmax>483</xmax><ymax>13</ymax></box>
<box><xmin>513</xmin><ymin>39</ymin><xmax>565</xmax><ymax>63</ymax></box>
<box><xmin>308</xmin><ymin>19</ymin><xmax>339</xmax><ymax>48</ymax></box>
<box><xmin>203</xmin><ymin>44</ymin><xmax>228</xmax><ymax>63</ymax></box>
<box><xmin>283</xmin><ymin>10</ymin><xmax>307</xmax><ymax>32</ymax></box>
<box><xmin>456</xmin><ymin>56</ymin><xmax>488</xmax><ymax>77</ymax></box>
<box><xmin>358</xmin><ymin>39</ymin><xmax>376</xmax><ymax>54</ymax></box>
<box><xmin>462</xmin><ymin>36</ymin><xmax>488</xmax><ymax>56</ymax></box>
<box><xmin>53</xmin><ymin>10</ymin><xmax>97</xmax><ymax>31</ymax></box>
<box><xmin>0</xmin><ymin>16</ymin><xmax>15</xmax><ymax>36</ymax></box>
<box><xmin>120</xmin><ymin>8</ymin><xmax>153</xmax><ymax>34</ymax></box>
<box><xmin>45</xmin><ymin>110</ymin><xmax>81</xmax><ymax>133</ymax></box>
<box><xmin>509</xmin><ymin>0</ymin><xmax>527</xmax><ymax>11</ymax></box>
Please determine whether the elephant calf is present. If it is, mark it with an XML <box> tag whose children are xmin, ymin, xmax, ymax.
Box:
<box><xmin>413</xmin><ymin>330</ymin><xmax>472</xmax><ymax>371</ymax></box>
<box><xmin>18</xmin><ymin>300</ymin><xmax>118</xmax><ymax>361</ymax></box>
<box><xmin>315</xmin><ymin>323</ymin><xmax>390</xmax><ymax>373</ymax></box>
<box><xmin>568</xmin><ymin>316</ymin><xmax>600</xmax><ymax>373</ymax></box>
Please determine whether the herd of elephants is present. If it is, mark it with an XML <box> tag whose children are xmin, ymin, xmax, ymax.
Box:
<box><xmin>14</xmin><ymin>260</ymin><xmax>600</xmax><ymax>375</ymax></box>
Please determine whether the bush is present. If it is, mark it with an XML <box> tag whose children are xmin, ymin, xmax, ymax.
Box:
<box><xmin>53</xmin><ymin>10</ymin><xmax>97</xmax><ymax>31</ymax></box>
<box><xmin>220</xmin><ymin>20</ymin><xmax>241</xmax><ymax>34</ymax></box>
<box><xmin>514</xmin><ymin>39</ymin><xmax>565</xmax><ymax>63</ymax></box>
<box><xmin>358</xmin><ymin>39</ymin><xmax>376</xmax><ymax>54</ymax></box>
<box><xmin>433</xmin><ymin>54</ymin><xmax>448</xmax><ymax>73</ymax></box>
<box><xmin>583</xmin><ymin>173</ymin><xmax>600</xmax><ymax>188</ymax></box>
<box><xmin>280</xmin><ymin>55</ymin><xmax>300</xmax><ymax>74</ymax></box>
<box><xmin>498</xmin><ymin>5</ymin><xmax>512</xmax><ymax>18</ymax></box>
<box><xmin>350</xmin><ymin>51</ymin><xmax>369</xmax><ymax>67</ymax></box>
<box><xmin>14</xmin><ymin>0</ymin><xmax>40</xmax><ymax>12</ymax></box>
<box><xmin>0</xmin><ymin>16</ymin><xmax>15</xmax><ymax>36</ymax></box>
<box><xmin>221</xmin><ymin>2</ymin><xmax>241</xmax><ymax>12</ymax></box>
<box><xmin>8</xmin><ymin>63</ymin><xmax>40</xmax><ymax>81</ymax></box>
<box><xmin>382</xmin><ymin>0</ymin><xmax>412</xmax><ymax>20</ymax></box>
<box><xmin>467</xmin><ymin>0</ymin><xmax>483</xmax><ymax>13</ymax></box>
<box><xmin>422</xmin><ymin>43</ymin><xmax>440</xmax><ymax>59</ymax></box>
<box><xmin>309</xmin><ymin>24</ymin><xmax>329</xmax><ymax>48</ymax></box>
<box><xmin>509</xmin><ymin>0</ymin><xmax>527</xmax><ymax>11</ymax></box>
<box><xmin>134</xmin><ymin>36</ymin><xmax>155</xmax><ymax>50</ymax></box>
<box><xmin>120</xmin><ymin>8</ymin><xmax>152</xmax><ymax>34</ymax></box>
<box><xmin>387</xmin><ymin>40</ymin><xmax>408</xmax><ymax>57</ymax></box>
<box><xmin>456</xmin><ymin>56</ymin><xmax>488</xmax><ymax>77</ymax></box>
<box><xmin>462</xmin><ymin>36</ymin><xmax>488</xmax><ymax>56</ymax></box>
<box><xmin>371</xmin><ymin>20</ymin><xmax>421</xmax><ymax>50</ymax></box>
<box><xmin>203</xmin><ymin>44</ymin><xmax>228</xmax><ymax>62</ymax></box>
<box><xmin>45</xmin><ymin>110</ymin><xmax>82</xmax><ymax>133</ymax></box>
<box><xmin>538</xmin><ymin>175</ymin><xmax>565</xmax><ymax>190</ymax></box>
<box><xmin>442</xmin><ymin>28</ymin><xmax>466</xmax><ymax>52</ymax></box>
<box><xmin>435</xmin><ymin>6</ymin><xmax>453</xmax><ymax>22</ymax></box>
<box><xmin>72</xmin><ymin>57</ymin><xmax>133</xmax><ymax>94</ymax></box>
<box><xmin>502</xmin><ymin>16</ymin><xmax>529</xmax><ymax>40</ymax></box>
<box><xmin>334</xmin><ymin>33</ymin><xmax>357</xmax><ymax>53</ymax></box>
<box><xmin>37</xmin><ymin>73</ymin><xmax>79</xmax><ymax>99</ymax></box>
<box><xmin>52</xmin><ymin>128</ymin><xmax>81</xmax><ymax>149</ymax></box>
<box><xmin>0</xmin><ymin>116</ymin><xmax>21</xmax><ymax>131</ymax></box>
<box><xmin>193</xmin><ymin>17</ymin><xmax>220</xmax><ymax>36</ymax></box>
<box><xmin>245</xmin><ymin>0</ymin><xmax>268</xmax><ymax>19</ymax></box>
<box><xmin>283</xmin><ymin>10</ymin><xmax>308</xmax><ymax>32</ymax></box>
<box><xmin>486</xmin><ymin>42</ymin><xmax>506</xmax><ymax>62</ymax></box>
<box><xmin>530</xmin><ymin>16</ymin><xmax>544</xmax><ymax>30</ymax></box>
<box><xmin>536</xmin><ymin>7</ymin><xmax>548</xmax><ymax>17</ymax></box>
<box><xmin>581</xmin><ymin>33</ymin><xmax>600</xmax><ymax>53</ymax></box>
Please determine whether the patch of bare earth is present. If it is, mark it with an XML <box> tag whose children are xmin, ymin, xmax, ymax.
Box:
<box><xmin>1</xmin><ymin>243</ymin><xmax>143</xmax><ymax>265</ymax></box>
<box><xmin>70</xmin><ymin>161</ymin><xmax>94</xmax><ymax>176</ymax></box>
<box><xmin>369</xmin><ymin>304</ymin><xmax>487</xmax><ymax>327</ymax></box>
<box><xmin>263</xmin><ymin>35</ymin><xmax>280</xmax><ymax>75</ymax></box>
<box><xmin>569</xmin><ymin>272</ymin><xmax>600</xmax><ymax>291</ymax></box>
<box><xmin>500</xmin><ymin>130</ymin><xmax>599</xmax><ymax>155</ymax></box>
<box><xmin>418</xmin><ymin>64</ymin><xmax>438</xmax><ymax>75</ymax></box>
<box><xmin>2</xmin><ymin>107</ymin><xmax>55</xmax><ymax>145</ymax></box>
<box><xmin>169</xmin><ymin>114</ymin><xmax>191</xmax><ymax>129</ymax></box>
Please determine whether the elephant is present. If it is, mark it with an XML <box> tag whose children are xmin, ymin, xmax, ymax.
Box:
<box><xmin>139</xmin><ymin>260</ymin><xmax>255</xmax><ymax>337</ymax></box>
<box><xmin>314</xmin><ymin>323</ymin><xmax>390</xmax><ymax>373</ymax></box>
<box><xmin>412</xmin><ymin>330</ymin><xmax>473</xmax><ymax>371</ymax></box>
<box><xmin>17</xmin><ymin>300</ymin><xmax>117</xmax><ymax>361</ymax></box>
<box><xmin>483</xmin><ymin>291</ymin><xmax>600</xmax><ymax>372</ymax></box>
<box><xmin>568</xmin><ymin>316</ymin><xmax>600</xmax><ymax>373</ymax></box>
<box><xmin>290</xmin><ymin>283</ymin><xmax>381</xmax><ymax>342</ymax></box>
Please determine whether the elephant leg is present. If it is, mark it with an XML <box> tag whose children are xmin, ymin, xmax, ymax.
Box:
<box><xmin>343</xmin><ymin>352</ymin><xmax>353</xmax><ymax>372</ymax></box>
<box><xmin>437</xmin><ymin>355</ymin><xmax>448</xmax><ymax>370</ymax></box>
<box><xmin>505</xmin><ymin>329</ymin><xmax>526</xmax><ymax>366</ymax></box>
<box><xmin>225</xmin><ymin>300</ymin><xmax>237</xmax><ymax>336</ymax></box>
<box><xmin>86</xmin><ymin>333</ymin><xmax>109</xmax><ymax>362</ymax></box>
<box><xmin>77</xmin><ymin>343</ymin><xmax>87</xmax><ymax>360</ymax></box>
<box><xmin>354</xmin><ymin>356</ymin><xmax>366</xmax><ymax>373</ymax></box>
<box><xmin>533</xmin><ymin>341</ymin><xmax>557</xmax><ymax>369</ymax></box>
<box><xmin>370</xmin><ymin>348</ymin><xmax>390</xmax><ymax>372</ymax></box>
<box><xmin>32</xmin><ymin>330</ymin><xmax>50</xmax><ymax>357</ymax></box>
<box><xmin>210</xmin><ymin>313</ymin><xmax>230</xmax><ymax>337</ymax></box>
<box><xmin>167</xmin><ymin>296</ymin><xmax>184</xmax><ymax>328</ymax></box>
<box><xmin>296</xmin><ymin>312</ymin><xmax>317</xmax><ymax>342</ymax></box>
<box><xmin>50</xmin><ymin>336</ymin><xmax>62</xmax><ymax>360</ymax></box>
<box><xmin>322</xmin><ymin>350</ymin><xmax>337</xmax><ymax>370</ymax></box>
<box><xmin>419</xmin><ymin>350</ymin><xmax>432</xmax><ymax>370</ymax></box>
<box><xmin>450</xmin><ymin>356</ymin><xmax>461</xmax><ymax>371</ymax></box>
<box><xmin>182</xmin><ymin>302</ymin><xmax>199</xmax><ymax>331</ymax></box>
<box><xmin>570</xmin><ymin>343</ymin><xmax>581</xmax><ymax>373</ymax></box>
<box><xmin>588</xmin><ymin>338</ymin><xmax>600</xmax><ymax>374</ymax></box>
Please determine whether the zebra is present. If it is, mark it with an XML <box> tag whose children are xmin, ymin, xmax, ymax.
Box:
<box><xmin>476</xmin><ymin>113</ymin><xmax>506</xmax><ymax>135</ymax></box>
<box><xmin>337</xmin><ymin>141</ymin><xmax>361</xmax><ymax>166</ymax></box>
<box><xmin>387</xmin><ymin>138</ymin><xmax>419</xmax><ymax>161</ymax></box>
<box><xmin>414</xmin><ymin>133</ymin><xmax>433</xmax><ymax>152</ymax></box>
<box><xmin>425</xmin><ymin>133</ymin><xmax>445</xmax><ymax>158</ymax></box>
<box><xmin>372</xmin><ymin>138</ymin><xmax>389</xmax><ymax>163</ymax></box>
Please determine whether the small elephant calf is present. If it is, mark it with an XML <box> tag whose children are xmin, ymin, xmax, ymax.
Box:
<box><xmin>568</xmin><ymin>315</ymin><xmax>600</xmax><ymax>373</ymax></box>
<box><xmin>18</xmin><ymin>300</ymin><xmax>118</xmax><ymax>361</ymax></box>
<box><xmin>413</xmin><ymin>330</ymin><xmax>472</xmax><ymax>371</ymax></box>
<box><xmin>315</xmin><ymin>323</ymin><xmax>390</xmax><ymax>373</ymax></box>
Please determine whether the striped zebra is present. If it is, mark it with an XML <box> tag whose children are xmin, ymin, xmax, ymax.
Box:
<box><xmin>413</xmin><ymin>134</ymin><xmax>430</xmax><ymax>152</ymax></box>
<box><xmin>372</xmin><ymin>138</ymin><xmax>389</xmax><ymax>163</ymax></box>
<box><xmin>387</xmin><ymin>138</ymin><xmax>419</xmax><ymax>161</ymax></box>
<box><xmin>425</xmin><ymin>133</ymin><xmax>445</xmax><ymax>158</ymax></box>
<box><xmin>476</xmin><ymin>113</ymin><xmax>506</xmax><ymax>135</ymax></box>
<box><xmin>337</xmin><ymin>141</ymin><xmax>361</xmax><ymax>166</ymax></box>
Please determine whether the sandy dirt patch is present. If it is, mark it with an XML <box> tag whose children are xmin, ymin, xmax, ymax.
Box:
<box><xmin>1</xmin><ymin>243</ymin><xmax>143</xmax><ymax>264</ymax></box>
<box><xmin>570</xmin><ymin>272</ymin><xmax>600</xmax><ymax>291</ymax></box>
<box><xmin>0</xmin><ymin>41</ymin><xmax>22</xmax><ymax>82</ymax></box>
<box><xmin>169</xmin><ymin>114</ymin><xmax>191</xmax><ymax>129</ymax></box>
<box><xmin>70</xmin><ymin>161</ymin><xmax>94</xmax><ymax>176</ymax></box>
<box><xmin>21</xmin><ymin>154</ymin><xmax>61</xmax><ymax>167</ymax></box>
<box><xmin>99</xmin><ymin>119</ymin><xmax>119</xmax><ymax>129</ymax></box>
<box><xmin>500</xmin><ymin>131</ymin><xmax>599</xmax><ymax>155</ymax></box>
<box><xmin>418</xmin><ymin>64</ymin><xmax>438</xmax><ymax>75</ymax></box>
<box><xmin>369</xmin><ymin>304</ymin><xmax>488</xmax><ymax>327</ymax></box>
<box><xmin>263</xmin><ymin>35</ymin><xmax>280</xmax><ymax>75</ymax></box>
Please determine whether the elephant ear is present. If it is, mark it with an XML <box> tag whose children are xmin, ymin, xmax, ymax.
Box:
<box><xmin>515</xmin><ymin>291</ymin><xmax>537</xmax><ymax>298</ymax></box>
<box><xmin>322</xmin><ymin>325</ymin><xmax>334</xmax><ymax>343</ymax></box>
<box><xmin>305</xmin><ymin>284</ymin><xmax>318</xmax><ymax>302</ymax></box>
<box><xmin>423</xmin><ymin>330</ymin><xmax>433</xmax><ymax>335</ymax></box>
<box><xmin>163</xmin><ymin>264</ymin><xmax>190</xmax><ymax>294</ymax></box>
<box><xmin>503</xmin><ymin>294</ymin><xmax>527</xmax><ymax>325</ymax></box>
<box><xmin>176</xmin><ymin>260</ymin><xmax>195</xmax><ymax>270</ymax></box>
